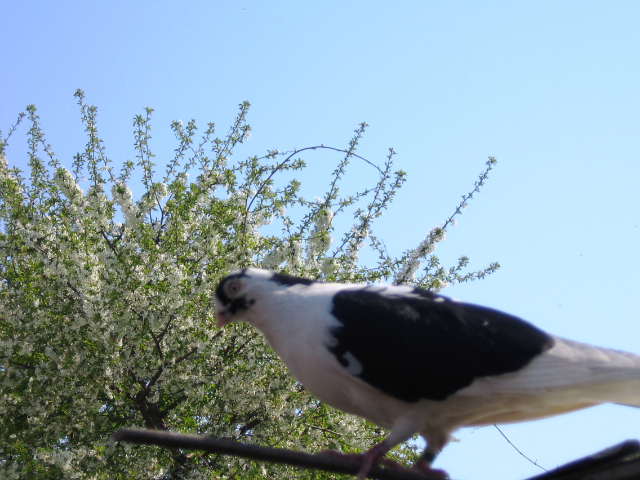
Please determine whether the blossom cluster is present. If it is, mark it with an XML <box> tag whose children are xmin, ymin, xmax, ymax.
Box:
<box><xmin>393</xmin><ymin>226</ymin><xmax>447</xmax><ymax>286</ymax></box>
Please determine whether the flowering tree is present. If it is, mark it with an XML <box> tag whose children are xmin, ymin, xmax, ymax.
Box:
<box><xmin>0</xmin><ymin>90</ymin><xmax>498</xmax><ymax>479</ymax></box>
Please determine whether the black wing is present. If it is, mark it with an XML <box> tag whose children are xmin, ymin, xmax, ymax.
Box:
<box><xmin>327</xmin><ymin>287</ymin><xmax>554</xmax><ymax>402</ymax></box>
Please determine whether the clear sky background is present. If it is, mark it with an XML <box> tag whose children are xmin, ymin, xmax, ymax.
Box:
<box><xmin>2</xmin><ymin>2</ymin><xmax>639</xmax><ymax>479</ymax></box>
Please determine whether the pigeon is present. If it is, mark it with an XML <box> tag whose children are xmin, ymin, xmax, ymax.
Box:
<box><xmin>214</xmin><ymin>267</ymin><xmax>640</xmax><ymax>479</ymax></box>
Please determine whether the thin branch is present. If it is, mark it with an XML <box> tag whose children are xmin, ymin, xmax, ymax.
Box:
<box><xmin>237</xmin><ymin>418</ymin><xmax>262</xmax><ymax>437</ymax></box>
<box><xmin>113</xmin><ymin>429</ymin><xmax>439</xmax><ymax>479</ymax></box>
<box><xmin>494</xmin><ymin>425</ymin><xmax>548</xmax><ymax>472</ymax></box>
<box><xmin>157</xmin><ymin>314</ymin><xmax>174</xmax><ymax>343</ymax></box>
<box><xmin>148</xmin><ymin>328</ymin><xmax>164</xmax><ymax>361</ymax></box>
<box><xmin>8</xmin><ymin>360</ymin><xmax>36</xmax><ymax>370</ymax></box>
<box><xmin>244</xmin><ymin>144</ymin><xmax>381</xmax><ymax>231</ymax></box>
<box><xmin>101</xmin><ymin>230</ymin><xmax>121</xmax><ymax>257</ymax></box>
<box><xmin>159</xmin><ymin>394</ymin><xmax>187</xmax><ymax>417</ymax></box>
<box><xmin>173</xmin><ymin>347</ymin><xmax>198</xmax><ymax>365</ymax></box>
<box><xmin>303</xmin><ymin>423</ymin><xmax>342</xmax><ymax>437</ymax></box>
<box><xmin>148</xmin><ymin>365</ymin><xmax>164</xmax><ymax>388</ymax></box>
<box><xmin>440</xmin><ymin>156</ymin><xmax>497</xmax><ymax>231</ymax></box>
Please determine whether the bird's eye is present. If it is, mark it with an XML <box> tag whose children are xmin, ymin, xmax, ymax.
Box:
<box><xmin>225</xmin><ymin>279</ymin><xmax>242</xmax><ymax>297</ymax></box>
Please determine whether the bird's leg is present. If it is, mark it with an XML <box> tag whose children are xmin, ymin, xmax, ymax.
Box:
<box><xmin>356</xmin><ymin>441</ymin><xmax>392</xmax><ymax>479</ymax></box>
<box><xmin>320</xmin><ymin>418</ymin><xmax>419</xmax><ymax>478</ymax></box>
<box><xmin>411</xmin><ymin>438</ymin><xmax>450</xmax><ymax>479</ymax></box>
<box><xmin>353</xmin><ymin>417</ymin><xmax>423</xmax><ymax>479</ymax></box>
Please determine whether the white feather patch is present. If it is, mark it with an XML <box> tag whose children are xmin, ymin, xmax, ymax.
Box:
<box><xmin>342</xmin><ymin>351</ymin><xmax>364</xmax><ymax>375</ymax></box>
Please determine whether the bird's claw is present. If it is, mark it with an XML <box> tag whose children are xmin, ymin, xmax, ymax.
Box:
<box><xmin>318</xmin><ymin>449</ymin><xmax>405</xmax><ymax>478</ymax></box>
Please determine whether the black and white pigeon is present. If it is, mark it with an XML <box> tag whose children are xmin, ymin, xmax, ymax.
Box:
<box><xmin>214</xmin><ymin>267</ymin><xmax>640</xmax><ymax>479</ymax></box>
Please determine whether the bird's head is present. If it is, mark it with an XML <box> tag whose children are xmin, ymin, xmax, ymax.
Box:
<box><xmin>215</xmin><ymin>268</ymin><xmax>261</xmax><ymax>328</ymax></box>
<box><xmin>214</xmin><ymin>267</ymin><xmax>317</xmax><ymax>328</ymax></box>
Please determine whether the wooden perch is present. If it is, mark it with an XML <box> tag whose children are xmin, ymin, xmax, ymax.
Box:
<box><xmin>114</xmin><ymin>428</ymin><xmax>640</xmax><ymax>480</ymax></box>
<box><xmin>113</xmin><ymin>428</ymin><xmax>439</xmax><ymax>479</ymax></box>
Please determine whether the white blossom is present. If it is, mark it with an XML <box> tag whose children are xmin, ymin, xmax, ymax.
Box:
<box><xmin>54</xmin><ymin>167</ymin><xmax>84</xmax><ymax>200</ymax></box>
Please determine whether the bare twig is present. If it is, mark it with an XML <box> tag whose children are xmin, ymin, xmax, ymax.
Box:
<box><xmin>113</xmin><ymin>428</ymin><xmax>440</xmax><ymax>479</ymax></box>
<box><xmin>303</xmin><ymin>422</ymin><xmax>343</xmax><ymax>437</ymax></box>
<box><xmin>440</xmin><ymin>157</ymin><xmax>497</xmax><ymax>231</ymax></box>
<box><xmin>8</xmin><ymin>360</ymin><xmax>36</xmax><ymax>370</ymax></box>
<box><xmin>243</xmin><ymin>142</ymin><xmax>381</xmax><ymax>236</ymax></box>
<box><xmin>494</xmin><ymin>425</ymin><xmax>548</xmax><ymax>472</ymax></box>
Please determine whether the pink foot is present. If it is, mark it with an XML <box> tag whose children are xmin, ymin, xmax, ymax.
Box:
<box><xmin>318</xmin><ymin>445</ymin><xmax>403</xmax><ymax>478</ymax></box>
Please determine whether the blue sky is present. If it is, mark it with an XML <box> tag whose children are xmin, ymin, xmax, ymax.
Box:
<box><xmin>2</xmin><ymin>2</ymin><xmax>639</xmax><ymax>479</ymax></box>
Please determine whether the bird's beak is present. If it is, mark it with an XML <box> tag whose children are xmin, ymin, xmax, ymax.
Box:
<box><xmin>216</xmin><ymin>309</ymin><xmax>231</xmax><ymax>329</ymax></box>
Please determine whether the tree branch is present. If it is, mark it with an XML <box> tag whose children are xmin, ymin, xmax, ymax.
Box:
<box><xmin>173</xmin><ymin>346</ymin><xmax>198</xmax><ymax>365</ymax></box>
<box><xmin>8</xmin><ymin>360</ymin><xmax>37</xmax><ymax>370</ymax></box>
<box><xmin>304</xmin><ymin>422</ymin><xmax>343</xmax><ymax>437</ymax></box>
<box><xmin>494</xmin><ymin>425</ymin><xmax>547</xmax><ymax>472</ymax></box>
<box><xmin>113</xmin><ymin>429</ymin><xmax>438</xmax><ymax>479</ymax></box>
